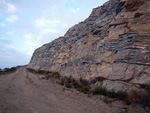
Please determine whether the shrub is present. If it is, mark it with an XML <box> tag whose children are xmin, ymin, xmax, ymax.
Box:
<box><xmin>60</xmin><ymin>80</ymin><xmax>65</xmax><ymax>85</ymax></box>
<box><xmin>4</xmin><ymin>68</ymin><xmax>10</xmax><ymax>72</ymax></box>
<box><xmin>128</xmin><ymin>90</ymin><xmax>141</xmax><ymax>103</ymax></box>
<box><xmin>79</xmin><ymin>78</ymin><xmax>89</xmax><ymax>86</ymax></box>
<box><xmin>76</xmin><ymin>84</ymin><xmax>84</xmax><ymax>92</ymax></box>
<box><xmin>41</xmin><ymin>77</ymin><xmax>45</xmax><ymax>80</ymax></box>
<box><xmin>45</xmin><ymin>75</ymin><xmax>51</xmax><ymax>80</ymax></box>
<box><xmin>73</xmin><ymin>81</ymin><xmax>79</xmax><ymax>88</ymax></box>
<box><xmin>41</xmin><ymin>75</ymin><xmax>51</xmax><ymax>80</ymax></box>
<box><xmin>103</xmin><ymin>97</ymin><xmax>109</xmax><ymax>104</ymax></box>
<box><xmin>81</xmin><ymin>87</ymin><xmax>89</xmax><ymax>94</ymax></box>
<box><xmin>72</xmin><ymin>81</ymin><xmax>85</xmax><ymax>91</ymax></box>
<box><xmin>63</xmin><ymin>88</ymin><xmax>65</xmax><ymax>91</ymax></box>
<box><xmin>3</xmin><ymin>67</ymin><xmax>15</xmax><ymax>72</ymax></box>
<box><xmin>37</xmin><ymin>70</ymin><xmax>46</xmax><ymax>74</ymax></box>
<box><xmin>65</xmin><ymin>83</ymin><xmax>72</xmax><ymax>88</ymax></box>
<box><xmin>108</xmin><ymin>89</ymin><xmax>117</xmax><ymax>98</ymax></box>
<box><xmin>93</xmin><ymin>87</ymin><xmax>101</xmax><ymax>95</ymax></box>
<box><xmin>10</xmin><ymin>67</ymin><xmax>15</xmax><ymax>71</ymax></box>
<box><xmin>55</xmin><ymin>72</ymin><xmax>61</xmax><ymax>78</ymax></box>
<box><xmin>116</xmin><ymin>91</ymin><xmax>129</xmax><ymax>103</ymax></box>
<box><xmin>88</xmin><ymin>94</ymin><xmax>91</xmax><ymax>97</ymax></box>
<box><xmin>27</xmin><ymin>68</ymin><xmax>36</xmax><ymax>73</ymax></box>
<box><xmin>93</xmin><ymin>87</ymin><xmax>107</xmax><ymax>96</ymax></box>
<box><xmin>51</xmin><ymin>72</ymin><xmax>60</xmax><ymax>79</ymax></box>
<box><xmin>73</xmin><ymin>82</ymin><xmax>84</xmax><ymax>90</ymax></box>
<box><xmin>67</xmin><ymin>76</ymin><xmax>72</xmax><ymax>83</ymax></box>
<box><xmin>27</xmin><ymin>68</ymin><xmax>61</xmax><ymax>81</ymax></box>
<box><xmin>123</xmin><ymin>107</ymin><xmax>128</xmax><ymax>113</ymax></box>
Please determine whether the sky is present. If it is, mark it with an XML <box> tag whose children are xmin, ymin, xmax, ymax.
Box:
<box><xmin>0</xmin><ymin>0</ymin><xmax>108</xmax><ymax>69</ymax></box>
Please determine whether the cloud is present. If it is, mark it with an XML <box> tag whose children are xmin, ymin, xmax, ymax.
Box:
<box><xmin>35</xmin><ymin>18</ymin><xmax>60</xmax><ymax>27</ymax></box>
<box><xmin>26</xmin><ymin>41</ymin><xmax>36</xmax><ymax>46</ymax></box>
<box><xmin>6</xmin><ymin>31</ymin><xmax>14</xmax><ymax>35</ymax></box>
<box><xmin>0</xmin><ymin>23</ymin><xmax>6</xmax><ymax>27</ymax></box>
<box><xmin>38</xmin><ymin>29</ymin><xmax>59</xmax><ymax>39</ymax></box>
<box><xmin>43</xmin><ymin>29</ymin><xmax>59</xmax><ymax>33</ymax></box>
<box><xmin>23</xmin><ymin>29</ymin><xmax>60</xmax><ymax>54</ymax></box>
<box><xmin>0</xmin><ymin>38</ymin><xmax>12</xmax><ymax>44</ymax></box>
<box><xmin>0</xmin><ymin>38</ymin><xmax>13</xmax><ymax>44</ymax></box>
<box><xmin>0</xmin><ymin>0</ymin><xmax>17</xmax><ymax>13</ymax></box>
<box><xmin>0</xmin><ymin>44</ymin><xmax>30</xmax><ymax>69</ymax></box>
<box><xmin>0</xmin><ymin>38</ymin><xmax>31</xmax><ymax>68</ymax></box>
<box><xmin>24</xmin><ymin>34</ymin><xmax>32</xmax><ymax>39</ymax></box>
<box><xmin>71</xmin><ymin>8</ymin><xmax>80</xmax><ymax>13</ymax></box>
<box><xmin>61</xmin><ymin>23</ymin><xmax>68</xmax><ymax>29</ymax></box>
<box><xmin>7</xmin><ymin>3</ymin><xmax>17</xmax><ymax>13</ymax></box>
<box><xmin>6</xmin><ymin>15</ymin><xmax>19</xmax><ymax>22</ymax></box>
<box><xmin>33</xmin><ymin>29</ymin><xmax>59</xmax><ymax>45</ymax></box>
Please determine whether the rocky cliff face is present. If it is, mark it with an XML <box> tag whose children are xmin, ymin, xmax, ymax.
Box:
<box><xmin>28</xmin><ymin>0</ymin><xmax>150</xmax><ymax>93</ymax></box>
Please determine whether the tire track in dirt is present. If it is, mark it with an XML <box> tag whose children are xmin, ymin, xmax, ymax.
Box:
<box><xmin>0</xmin><ymin>67</ymin><xmax>148</xmax><ymax>113</ymax></box>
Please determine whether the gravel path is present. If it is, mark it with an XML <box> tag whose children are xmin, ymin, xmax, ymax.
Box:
<box><xmin>0</xmin><ymin>67</ymin><xmax>147</xmax><ymax>113</ymax></box>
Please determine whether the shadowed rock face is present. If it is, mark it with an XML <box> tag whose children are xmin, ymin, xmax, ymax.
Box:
<box><xmin>28</xmin><ymin>0</ymin><xmax>150</xmax><ymax>93</ymax></box>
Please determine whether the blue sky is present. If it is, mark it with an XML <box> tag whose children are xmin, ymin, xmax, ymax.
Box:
<box><xmin>0</xmin><ymin>0</ymin><xmax>108</xmax><ymax>69</ymax></box>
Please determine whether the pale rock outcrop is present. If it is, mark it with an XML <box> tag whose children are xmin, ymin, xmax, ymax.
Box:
<box><xmin>28</xmin><ymin>0</ymin><xmax>150</xmax><ymax>94</ymax></box>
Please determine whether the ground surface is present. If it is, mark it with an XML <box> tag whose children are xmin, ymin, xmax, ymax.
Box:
<box><xmin>0</xmin><ymin>67</ymin><xmax>148</xmax><ymax>113</ymax></box>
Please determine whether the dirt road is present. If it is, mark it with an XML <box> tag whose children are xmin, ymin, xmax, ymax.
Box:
<box><xmin>0</xmin><ymin>67</ymin><xmax>147</xmax><ymax>113</ymax></box>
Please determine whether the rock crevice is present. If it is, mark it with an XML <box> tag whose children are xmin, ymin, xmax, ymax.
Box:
<box><xmin>28</xmin><ymin>0</ymin><xmax>150</xmax><ymax>93</ymax></box>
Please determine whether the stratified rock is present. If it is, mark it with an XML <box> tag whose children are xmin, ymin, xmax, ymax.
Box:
<box><xmin>28</xmin><ymin>0</ymin><xmax>150</xmax><ymax>93</ymax></box>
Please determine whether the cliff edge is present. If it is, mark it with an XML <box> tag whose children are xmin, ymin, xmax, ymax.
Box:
<box><xmin>28</xmin><ymin>0</ymin><xmax>150</xmax><ymax>93</ymax></box>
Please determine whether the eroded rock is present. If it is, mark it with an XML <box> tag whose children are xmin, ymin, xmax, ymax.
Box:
<box><xmin>28</xmin><ymin>0</ymin><xmax>150</xmax><ymax>93</ymax></box>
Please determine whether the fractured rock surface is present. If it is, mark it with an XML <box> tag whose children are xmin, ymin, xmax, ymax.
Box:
<box><xmin>28</xmin><ymin>0</ymin><xmax>150</xmax><ymax>93</ymax></box>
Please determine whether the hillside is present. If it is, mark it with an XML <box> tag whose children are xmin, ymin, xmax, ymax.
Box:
<box><xmin>28</xmin><ymin>0</ymin><xmax>150</xmax><ymax>94</ymax></box>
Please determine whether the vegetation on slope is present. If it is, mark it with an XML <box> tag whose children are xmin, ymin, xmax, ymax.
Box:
<box><xmin>0</xmin><ymin>67</ymin><xmax>16</xmax><ymax>74</ymax></box>
<box><xmin>27</xmin><ymin>68</ymin><xmax>150</xmax><ymax>106</ymax></box>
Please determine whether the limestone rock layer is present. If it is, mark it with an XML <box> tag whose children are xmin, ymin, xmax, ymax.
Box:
<box><xmin>28</xmin><ymin>0</ymin><xmax>150</xmax><ymax>92</ymax></box>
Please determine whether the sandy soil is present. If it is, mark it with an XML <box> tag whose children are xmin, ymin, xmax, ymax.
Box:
<box><xmin>0</xmin><ymin>67</ymin><xmax>148</xmax><ymax>113</ymax></box>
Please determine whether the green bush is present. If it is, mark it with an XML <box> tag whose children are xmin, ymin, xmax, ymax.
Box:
<box><xmin>76</xmin><ymin>84</ymin><xmax>84</xmax><ymax>91</ymax></box>
<box><xmin>92</xmin><ymin>87</ymin><xmax>130</xmax><ymax>104</ymax></box>
<box><xmin>60</xmin><ymin>80</ymin><xmax>65</xmax><ymax>85</ymax></box>
<box><xmin>116</xmin><ymin>91</ymin><xmax>129</xmax><ymax>103</ymax></box>
<box><xmin>72</xmin><ymin>81</ymin><xmax>89</xmax><ymax>94</ymax></box>
<box><xmin>53</xmin><ymin>72</ymin><xmax>60</xmax><ymax>79</ymax></box>
<box><xmin>103</xmin><ymin>97</ymin><xmax>109</xmax><ymax>104</ymax></box>
<box><xmin>65</xmin><ymin>83</ymin><xmax>72</xmax><ymax>88</ymax></box>
<box><xmin>10</xmin><ymin>67</ymin><xmax>15</xmax><ymax>71</ymax></box>
<box><xmin>81</xmin><ymin>87</ymin><xmax>89</xmax><ymax>94</ymax></box>
<box><xmin>93</xmin><ymin>87</ymin><xmax>107</xmax><ymax>96</ymax></box>
<box><xmin>72</xmin><ymin>80</ymin><xmax>83</xmax><ymax>90</ymax></box>
<box><xmin>46</xmin><ymin>75</ymin><xmax>51</xmax><ymax>80</ymax></box>
<box><xmin>27</xmin><ymin>68</ymin><xmax>145</xmax><ymax>105</ymax></box>
<box><xmin>4</xmin><ymin>68</ymin><xmax>10</xmax><ymax>72</ymax></box>
<box><xmin>37</xmin><ymin>70</ymin><xmax>46</xmax><ymax>74</ymax></box>
<box><xmin>93</xmin><ymin>87</ymin><xmax>100</xmax><ymax>95</ymax></box>
<box><xmin>27</xmin><ymin>68</ymin><xmax>39</xmax><ymax>73</ymax></box>
<box><xmin>27</xmin><ymin>68</ymin><xmax>61</xmax><ymax>80</ymax></box>
<box><xmin>73</xmin><ymin>81</ymin><xmax>79</xmax><ymax>88</ymax></box>
<box><xmin>40</xmin><ymin>75</ymin><xmax>51</xmax><ymax>80</ymax></box>
<box><xmin>41</xmin><ymin>77</ymin><xmax>45</xmax><ymax>80</ymax></box>
<box><xmin>108</xmin><ymin>89</ymin><xmax>117</xmax><ymax>98</ymax></box>
<box><xmin>67</xmin><ymin>76</ymin><xmax>72</xmax><ymax>83</ymax></box>
<box><xmin>4</xmin><ymin>67</ymin><xmax>15</xmax><ymax>72</ymax></box>
<box><xmin>128</xmin><ymin>90</ymin><xmax>141</xmax><ymax>103</ymax></box>
<box><xmin>123</xmin><ymin>107</ymin><xmax>129</xmax><ymax>113</ymax></box>
<box><xmin>79</xmin><ymin>78</ymin><xmax>89</xmax><ymax>86</ymax></box>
